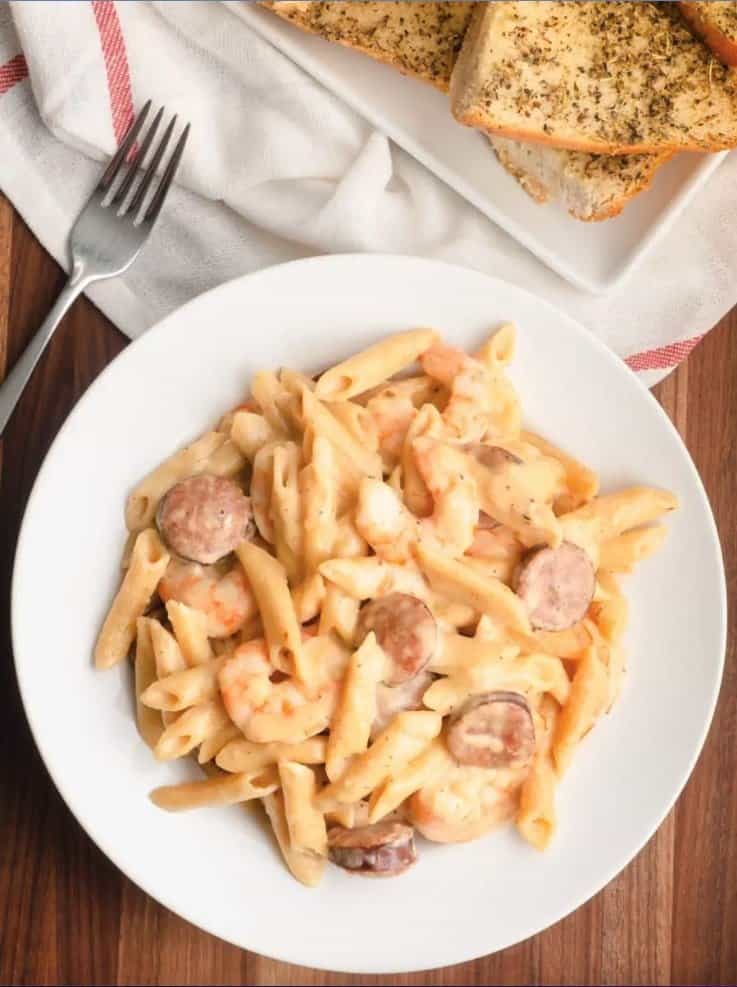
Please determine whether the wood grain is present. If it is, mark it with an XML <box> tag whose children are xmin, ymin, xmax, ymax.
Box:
<box><xmin>0</xmin><ymin>196</ymin><xmax>734</xmax><ymax>986</ymax></box>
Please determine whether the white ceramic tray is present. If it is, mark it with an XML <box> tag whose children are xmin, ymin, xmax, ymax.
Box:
<box><xmin>236</xmin><ymin>2</ymin><xmax>726</xmax><ymax>294</ymax></box>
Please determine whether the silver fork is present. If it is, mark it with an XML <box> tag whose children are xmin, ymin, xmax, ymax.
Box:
<box><xmin>0</xmin><ymin>101</ymin><xmax>189</xmax><ymax>435</ymax></box>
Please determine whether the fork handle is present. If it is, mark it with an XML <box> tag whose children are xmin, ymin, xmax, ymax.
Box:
<box><xmin>0</xmin><ymin>265</ymin><xmax>92</xmax><ymax>436</ymax></box>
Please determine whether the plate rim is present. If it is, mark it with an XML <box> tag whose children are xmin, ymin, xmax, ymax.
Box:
<box><xmin>10</xmin><ymin>254</ymin><xmax>727</xmax><ymax>973</ymax></box>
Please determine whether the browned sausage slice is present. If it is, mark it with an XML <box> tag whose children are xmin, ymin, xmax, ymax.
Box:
<box><xmin>355</xmin><ymin>593</ymin><xmax>437</xmax><ymax>686</ymax></box>
<box><xmin>156</xmin><ymin>474</ymin><xmax>253</xmax><ymax>565</ymax></box>
<box><xmin>328</xmin><ymin>821</ymin><xmax>416</xmax><ymax>877</ymax></box>
<box><xmin>515</xmin><ymin>541</ymin><xmax>595</xmax><ymax>631</ymax></box>
<box><xmin>447</xmin><ymin>691</ymin><xmax>535</xmax><ymax>770</ymax></box>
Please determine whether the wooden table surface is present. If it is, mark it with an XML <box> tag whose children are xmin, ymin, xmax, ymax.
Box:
<box><xmin>0</xmin><ymin>194</ymin><xmax>735</xmax><ymax>987</ymax></box>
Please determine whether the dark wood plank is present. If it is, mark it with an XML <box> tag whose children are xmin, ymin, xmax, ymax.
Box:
<box><xmin>0</xmin><ymin>194</ymin><xmax>10</xmax><ymax>377</ymax></box>
<box><xmin>668</xmin><ymin>314</ymin><xmax>737</xmax><ymax>987</ymax></box>
<box><xmin>0</xmin><ymin>205</ymin><xmax>126</xmax><ymax>987</ymax></box>
<box><xmin>0</xmin><ymin>199</ymin><xmax>735</xmax><ymax>986</ymax></box>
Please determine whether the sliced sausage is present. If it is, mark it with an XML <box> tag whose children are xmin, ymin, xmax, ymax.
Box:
<box><xmin>156</xmin><ymin>474</ymin><xmax>253</xmax><ymax>565</ymax></box>
<box><xmin>327</xmin><ymin>821</ymin><xmax>416</xmax><ymax>877</ymax></box>
<box><xmin>372</xmin><ymin>670</ymin><xmax>434</xmax><ymax>737</ymax></box>
<box><xmin>355</xmin><ymin>593</ymin><xmax>437</xmax><ymax>686</ymax></box>
<box><xmin>515</xmin><ymin>541</ymin><xmax>595</xmax><ymax>631</ymax></box>
<box><xmin>466</xmin><ymin>444</ymin><xmax>522</xmax><ymax>471</ymax></box>
<box><xmin>446</xmin><ymin>691</ymin><xmax>535</xmax><ymax>770</ymax></box>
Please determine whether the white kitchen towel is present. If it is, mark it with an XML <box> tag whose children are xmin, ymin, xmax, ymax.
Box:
<box><xmin>2</xmin><ymin>0</ymin><xmax>736</xmax><ymax>386</ymax></box>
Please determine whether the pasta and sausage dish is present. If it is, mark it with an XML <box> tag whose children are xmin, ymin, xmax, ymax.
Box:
<box><xmin>95</xmin><ymin>325</ymin><xmax>677</xmax><ymax>885</ymax></box>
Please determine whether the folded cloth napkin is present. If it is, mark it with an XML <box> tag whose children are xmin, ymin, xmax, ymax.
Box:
<box><xmin>3</xmin><ymin>1</ymin><xmax>737</xmax><ymax>386</ymax></box>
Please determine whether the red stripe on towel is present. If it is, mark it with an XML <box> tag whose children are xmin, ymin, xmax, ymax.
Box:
<box><xmin>625</xmin><ymin>335</ymin><xmax>703</xmax><ymax>373</ymax></box>
<box><xmin>91</xmin><ymin>1</ymin><xmax>134</xmax><ymax>142</ymax></box>
<box><xmin>0</xmin><ymin>54</ymin><xmax>28</xmax><ymax>96</ymax></box>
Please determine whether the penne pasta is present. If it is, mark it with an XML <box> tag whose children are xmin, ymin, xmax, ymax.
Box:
<box><xmin>469</xmin><ymin>452</ymin><xmax>564</xmax><ymax>549</ymax></box>
<box><xmin>134</xmin><ymin>618</ymin><xmax>164</xmax><ymax>750</ymax></box>
<box><xmin>99</xmin><ymin>325</ymin><xmax>677</xmax><ymax>884</ymax></box>
<box><xmin>429</xmin><ymin>631</ymin><xmax>518</xmax><ymax>675</ymax></box>
<box><xmin>150</xmin><ymin>765</ymin><xmax>279</xmax><ymax>811</ymax></box>
<box><xmin>423</xmin><ymin>653</ymin><xmax>570</xmax><ymax>715</ymax></box>
<box><xmin>154</xmin><ymin>700</ymin><xmax>231</xmax><ymax>761</ymax></box>
<box><xmin>368</xmin><ymin>738</ymin><xmax>452</xmax><ymax>824</ymax></box>
<box><xmin>474</xmin><ymin>322</ymin><xmax>516</xmax><ymax>368</ymax></box>
<box><xmin>326</xmin><ymin>632</ymin><xmax>385</xmax><ymax>781</ymax></box>
<box><xmin>320</xmin><ymin>556</ymin><xmax>428</xmax><ymax>602</ymax></box>
<box><xmin>250</xmin><ymin>442</ymin><xmax>278</xmax><ymax>543</ymax></box>
<box><xmin>553</xmin><ymin>644</ymin><xmax>610</xmax><ymax>775</ymax></box>
<box><xmin>279</xmin><ymin>761</ymin><xmax>327</xmax><ymax>857</ymax></box>
<box><xmin>598</xmin><ymin>524</ymin><xmax>668</xmax><ymax>573</ymax></box>
<box><xmin>251</xmin><ymin>370</ymin><xmax>293</xmax><ymax>435</ymax></box>
<box><xmin>318</xmin><ymin>585</ymin><xmax>360</xmax><ymax>643</ymax></box>
<box><xmin>561</xmin><ymin>487</ymin><xmax>678</xmax><ymax>543</ymax></box>
<box><xmin>262</xmin><ymin>790</ymin><xmax>325</xmax><ymax>887</ymax></box>
<box><xmin>95</xmin><ymin>529</ymin><xmax>170</xmax><ymax>669</ymax></box>
<box><xmin>293</xmin><ymin>572</ymin><xmax>326</xmax><ymax>624</ymax></box>
<box><xmin>325</xmin><ymin>400</ymin><xmax>379</xmax><ymax>454</ymax></box>
<box><xmin>521</xmin><ymin>430</ymin><xmax>599</xmax><ymax>512</ymax></box>
<box><xmin>315</xmin><ymin>329</ymin><xmax>439</xmax><ymax>401</ymax></box>
<box><xmin>205</xmin><ymin>438</ymin><xmax>247</xmax><ymax>479</ymax></box>
<box><xmin>197</xmin><ymin>722</ymin><xmax>242</xmax><ymax>764</ymax></box>
<box><xmin>231</xmin><ymin>410</ymin><xmax>284</xmax><ymax>461</ymax></box>
<box><xmin>300</xmin><ymin>434</ymin><xmax>339</xmax><ymax>576</ymax></box>
<box><xmin>236</xmin><ymin>542</ymin><xmax>305</xmax><ymax>679</ymax></box>
<box><xmin>301</xmin><ymin>387</ymin><xmax>382</xmax><ymax>482</ymax></box>
<box><xmin>318</xmin><ymin>711</ymin><xmax>442</xmax><ymax>806</ymax></box>
<box><xmin>270</xmin><ymin>443</ymin><xmax>303</xmax><ymax>585</ymax></box>
<box><xmin>216</xmin><ymin>736</ymin><xmax>327</xmax><ymax>774</ymax></box>
<box><xmin>517</xmin><ymin>698</ymin><xmax>558</xmax><ymax>850</ymax></box>
<box><xmin>149</xmin><ymin>620</ymin><xmax>187</xmax><ymax>677</ymax></box>
<box><xmin>589</xmin><ymin>572</ymin><xmax>629</xmax><ymax>646</ymax></box>
<box><xmin>165</xmin><ymin>600</ymin><xmax>213</xmax><ymax>667</ymax></box>
<box><xmin>416</xmin><ymin>543</ymin><xmax>531</xmax><ymax>636</ymax></box>
<box><xmin>401</xmin><ymin>404</ymin><xmax>442</xmax><ymax>517</ymax></box>
<box><xmin>534</xmin><ymin>621</ymin><xmax>593</xmax><ymax>661</ymax></box>
<box><xmin>140</xmin><ymin>657</ymin><xmax>225</xmax><ymax>711</ymax></box>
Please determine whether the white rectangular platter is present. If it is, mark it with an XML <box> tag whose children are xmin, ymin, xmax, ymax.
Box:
<box><xmin>235</xmin><ymin>2</ymin><xmax>726</xmax><ymax>294</ymax></box>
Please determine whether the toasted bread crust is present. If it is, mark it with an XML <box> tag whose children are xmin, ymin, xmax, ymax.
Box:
<box><xmin>260</xmin><ymin>1</ymin><xmax>473</xmax><ymax>91</ymax></box>
<box><xmin>492</xmin><ymin>137</ymin><xmax>672</xmax><ymax>221</ymax></box>
<box><xmin>451</xmin><ymin>2</ymin><xmax>737</xmax><ymax>155</ymax></box>
<box><xmin>578</xmin><ymin>160</ymin><xmax>670</xmax><ymax>221</ymax></box>
<box><xmin>679</xmin><ymin>2</ymin><xmax>737</xmax><ymax>67</ymax></box>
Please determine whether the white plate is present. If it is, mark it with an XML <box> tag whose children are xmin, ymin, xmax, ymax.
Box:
<box><xmin>235</xmin><ymin>2</ymin><xmax>726</xmax><ymax>295</ymax></box>
<box><xmin>12</xmin><ymin>256</ymin><xmax>726</xmax><ymax>974</ymax></box>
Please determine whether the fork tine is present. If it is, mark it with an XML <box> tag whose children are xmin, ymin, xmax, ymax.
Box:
<box><xmin>111</xmin><ymin>106</ymin><xmax>164</xmax><ymax>207</ymax></box>
<box><xmin>127</xmin><ymin>115</ymin><xmax>177</xmax><ymax>217</ymax></box>
<box><xmin>98</xmin><ymin>100</ymin><xmax>151</xmax><ymax>191</ymax></box>
<box><xmin>144</xmin><ymin>124</ymin><xmax>190</xmax><ymax>225</ymax></box>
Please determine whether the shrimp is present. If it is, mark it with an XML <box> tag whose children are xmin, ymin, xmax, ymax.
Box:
<box><xmin>218</xmin><ymin>636</ymin><xmax>346</xmax><ymax>745</ymax></box>
<box><xmin>420</xmin><ymin>343</ymin><xmax>520</xmax><ymax>443</ymax></box>
<box><xmin>365</xmin><ymin>389</ymin><xmax>417</xmax><ymax>472</ymax></box>
<box><xmin>250</xmin><ymin>442</ymin><xmax>279</xmax><ymax>543</ymax></box>
<box><xmin>412</xmin><ymin>437</ymin><xmax>479</xmax><ymax>557</ymax></box>
<box><xmin>355</xmin><ymin>442</ymin><xmax>478</xmax><ymax>562</ymax></box>
<box><xmin>408</xmin><ymin>762</ymin><xmax>524</xmax><ymax>843</ymax></box>
<box><xmin>158</xmin><ymin>557</ymin><xmax>257</xmax><ymax>638</ymax></box>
